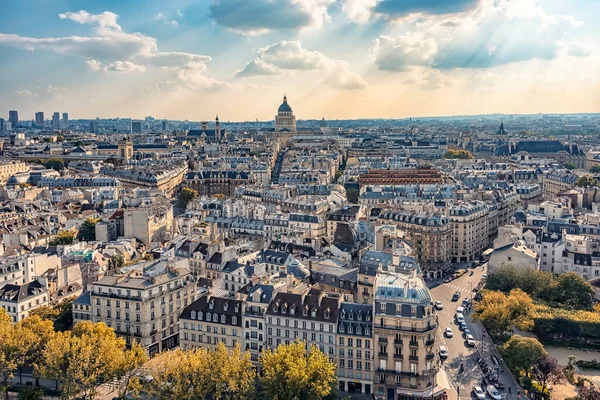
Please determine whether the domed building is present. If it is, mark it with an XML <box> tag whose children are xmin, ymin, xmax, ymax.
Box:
<box><xmin>275</xmin><ymin>95</ymin><xmax>296</xmax><ymax>132</ymax></box>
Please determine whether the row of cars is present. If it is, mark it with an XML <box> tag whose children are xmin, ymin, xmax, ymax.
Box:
<box><xmin>472</xmin><ymin>385</ymin><xmax>502</xmax><ymax>400</ymax></box>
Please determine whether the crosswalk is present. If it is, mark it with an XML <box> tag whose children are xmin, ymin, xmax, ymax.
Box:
<box><xmin>443</xmin><ymin>282</ymin><xmax>472</xmax><ymax>294</ymax></box>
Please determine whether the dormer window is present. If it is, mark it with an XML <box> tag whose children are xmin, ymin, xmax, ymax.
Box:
<box><xmin>234</xmin><ymin>304</ymin><xmax>239</xmax><ymax>313</ymax></box>
<box><xmin>311</xmin><ymin>309</ymin><xmax>317</xmax><ymax>318</ymax></box>
<box><xmin>340</xmin><ymin>310</ymin><xmax>346</xmax><ymax>320</ymax></box>
<box><xmin>357</xmin><ymin>312</ymin><xmax>362</xmax><ymax>321</ymax></box>
<box><xmin>232</xmin><ymin>316</ymin><xmax>237</xmax><ymax>325</ymax></box>
<box><xmin>357</xmin><ymin>326</ymin><xmax>362</xmax><ymax>335</ymax></box>
<box><xmin>339</xmin><ymin>324</ymin><xmax>345</xmax><ymax>333</ymax></box>
<box><xmin>303</xmin><ymin>307</ymin><xmax>308</xmax><ymax>316</ymax></box>
<box><xmin>281</xmin><ymin>304</ymin><xmax>287</xmax><ymax>314</ymax></box>
<box><xmin>191</xmin><ymin>310</ymin><xmax>196</xmax><ymax>319</ymax></box>
<box><xmin>273</xmin><ymin>305</ymin><xmax>279</xmax><ymax>313</ymax></box>
<box><xmin>349</xmin><ymin>312</ymin><xmax>354</xmax><ymax>320</ymax></box>
<box><xmin>221</xmin><ymin>315</ymin><xmax>226</xmax><ymax>323</ymax></box>
<box><xmin>209</xmin><ymin>301</ymin><xmax>214</xmax><ymax>310</ymax></box>
<box><xmin>206</xmin><ymin>312</ymin><xmax>211</xmax><ymax>321</ymax></box>
<box><xmin>290</xmin><ymin>306</ymin><xmax>295</xmax><ymax>316</ymax></box>
<box><xmin>365</xmin><ymin>327</ymin><xmax>371</xmax><ymax>335</ymax></box>
<box><xmin>198</xmin><ymin>312</ymin><xmax>203</xmax><ymax>320</ymax></box>
<box><xmin>348</xmin><ymin>325</ymin><xmax>353</xmax><ymax>334</ymax></box>
<box><xmin>324</xmin><ymin>309</ymin><xmax>330</xmax><ymax>319</ymax></box>
<box><xmin>223</xmin><ymin>302</ymin><xmax>229</xmax><ymax>311</ymax></box>
<box><xmin>366</xmin><ymin>313</ymin><xmax>371</xmax><ymax>321</ymax></box>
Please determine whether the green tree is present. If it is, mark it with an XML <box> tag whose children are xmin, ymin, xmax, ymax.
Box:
<box><xmin>78</xmin><ymin>217</ymin><xmax>100</xmax><ymax>241</ymax></box>
<box><xmin>575</xmin><ymin>176</ymin><xmax>599</xmax><ymax>188</ymax></box>
<box><xmin>486</xmin><ymin>264</ymin><xmax>555</xmax><ymax>298</ymax></box>
<box><xmin>16</xmin><ymin>387</ymin><xmax>44</xmax><ymax>400</ymax></box>
<box><xmin>554</xmin><ymin>272</ymin><xmax>595</xmax><ymax>309</ymax></box>
<box><xmin>346</xmin><ymin>188</ymin><xmax>359</xmax><ymax>203</ymax></box>
<box><xmin>260</xmin><ymin>339</ymin><xmax>336</xmax><ymax>400</ymax></box>
<box><xmin>334</xmin><ymin>170</ymin><xmax>343</xmax><ymax>182</ymax></box>
<box><xmin>107</xmin><ymin>254</ymin><xmax>125</xmax><ymax>272</ymax></box>
<box><xmin>589</xmin><ymin>165</ymin><xmax>600</xmax><ymax>173</ymax></box>
<box><xmin>532</xmin><ymin>355</ymin><xmax>565</xmax><ymax>393</ymax></box>
<box><xmin>502</xmin><ymin>335</ymin><xmax>547</xmax><ymax>377</ymax></box>
<box><xmin>37</xmin><ymin>321</ymin><xmax>147</xmax><ymax>400</ymax></box>
<box><xmin>179</xmin><ymin>187</ymin><xmax>198</xmax><ymax>207</ymax></box>
<box><xmin>49</xmin><ymin>231</ymin><xmax>75</xmax><ymax>246</ymax></box>
<box><xmin>564</xmin><ymin>162</ymin><xmax>577</xmax><ymax>170</ymax></box>
<box><xmin>443</xmin><ymin>149</ymin><xmax>474</xmax><ymax>159</ymax></box>
<box><xmin>43</xmin><ymin>158</ymin><xmax>65</xmax><ymax>171</ymax></box>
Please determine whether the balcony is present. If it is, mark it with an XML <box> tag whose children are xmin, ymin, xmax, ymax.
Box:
<box><xmin>393</xmin><ymin>339</ymin><xmax>403</xmax><ymax>345</ymax></box>
<box><xmin>376</xmin><ymin>368</ymin><xmax>418</xmax><ymax>377</ymax></box>
<box><xmin>409</xmin><ymin>355</ymin><xmax>418</xmax><ymax>361</ymax></box>
<box><xmin>393</xmin><ymin>354</ymin><xmax>403</xmax><ymax>360</ymax></box>
<box><xmin>409</xmin><ymin>341</ymin><xmax>418</xmax><ymax>347</ymax></box>
<box><xmin>425</xmin><ymin>338</ymin><xmax>435</xmax><ymax>346</ymax></box>
<box><xmin>378</xmin><ymin>352</ymin><xmax>388</xmax><ymax>357</ymax></box>
<box><xmin>426</xmin><ymin>353</ymin><xmax>435</xmax><ymax>361</ymax></box>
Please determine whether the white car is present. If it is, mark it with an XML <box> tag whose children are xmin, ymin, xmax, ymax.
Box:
<box><xmin>444</xmin><ymin>327</ymin><xmax>453</xmax><ymax>338</ymax></box>
<box><xmin>487</xmin><ymin>385</ymin><xmax>502</xmax><ymax>400</ymax></box>
<box><xmin>472</xmin><ymin>385</ymin><xmax>486</xmax><ymax>400</ymax></box>
<box><xmin>456</xmin><ymin>313</ymin><xmax>465</xmax><ymax>324</ymax></box>
<box><xmin>466</xmin><ymin>334</ymin><xmax>476</xmax><ymax>346</ymax></box>
<box><xmin>482</xmin><ymin>274</ymin><xmax>488</xmax><ymax>280</ymax></box>
<box><xmin>435</xmin><ymin>301</ymin><xmax>443</xmax><ymax>310</ymax></box>
<box><xmin>439</xmin><ymin>346</ymin><xmax>449</xmax><ymax>359</ymax></box>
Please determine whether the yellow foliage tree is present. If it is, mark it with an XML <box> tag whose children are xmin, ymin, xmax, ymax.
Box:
<box><xmin>145</xmin><ymin>343</ymin><xmax>255</xmax><ymax>400</ymax></box>
<box><xmin>36</xmin><ymin>321</ymin><xmax>147</xmax><ymax>400</ymax></box>
<box><xmin>14</xmin><ymin>316</ymin><xmax>55</xmax><ymax>385</ymax></box>
<box><xmin>0</xmin><ymin>309</ymin><xmax>22</xmax><ymax>400</ymax></box>
<box><xmin>260</xmin><ymin>339</ymin><xmax>336</xmax><ymax>400</ymax></box>
<box><xmin>473</xmin><ymin>289</ymin><xmax>534</xmax><ymax>334</ymax></box>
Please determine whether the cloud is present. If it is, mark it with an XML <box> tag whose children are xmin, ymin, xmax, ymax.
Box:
<box><xmin>153</xmin><ymin>12</ymin><xmax>165</xmax><ymax>21</ymax></box>
<box><xmin>369</xmin><ymin>0</ymin><xmax>589</xmax><ymax>71</ymax></box>
<box><xmin>374</xmin><ymin>0</ymin><xmax>478</xmax><ymax>18</ymax></box>
<box><xmin>87</xmin><ymin>60</ymin><xmax>146</xmax><ymax>73</ymax></box>
<box><xmin>340</xmin><ymin>0</ymin><xmax>379</xmax><ymax>24</ymax></box>
<box><xmin>235</xmin><ymin>40</ymin><xmax>366</xmax><ymax>89</ymax></box>
<box><xmin>12</xmin><ymin>86</ymin><xmax>69</xmax><ymax>99</ymax></box>
<box><xmin>209</xmin><ymin>0</ymin><xmax>334</xmax><ymax>35</ymax></box>
<box><xmin>0</xmin><ymin>10</ymin><xmax>222</xmax><ymax>88</ymax></box>
<box><xmin>13</xmin><ymin>90</ymin><xmax>34</xmax><ymax>97</ymax></box>
<box><xmin>566</xmin><ymin>41</ymin><xmax>594</xmax><ymax>57</ymax></box>
<box><xmin>153</xmin><ymin>11</ymin><xmax>179</xmax><ymax>26</ymax></box>
<box><xmin>402</xmin><ymin>69</ymin><xmax>451</xmax><ymax>89</ymax></box>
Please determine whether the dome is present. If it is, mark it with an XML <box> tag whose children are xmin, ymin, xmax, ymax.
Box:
<box><xmin>278</xmin><ymin>95</ymin><xmax>293</xmax><ymax>113</ymax></box>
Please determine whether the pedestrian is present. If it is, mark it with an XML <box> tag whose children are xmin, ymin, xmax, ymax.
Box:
<box><xmin>508</xmin><ymin>386</ymin><xmax>511</xmax><ymax>394</ymax></box>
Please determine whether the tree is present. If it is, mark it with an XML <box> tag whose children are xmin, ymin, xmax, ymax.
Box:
<box><xmin>564</xmin><ymin>162</ymin><xmax>577</xmax><ymax>170</ymax></box>
<box><xmin>43</xmin><ymin>158</ymin><xmax>65</xmax><ymax>171</ymax></box>
<box><xmin>577</xmin><ymin>385</ymin><xmax>600</xmax><ymax>400</ymax></box>
<box><xmin>502</xmin><ymin>335</ymin><xmax>547</xmax><ymax>377</ymax></box>
<box><xmin>590</xmin><ymin>165</ymin><xmax>600</xmax><ymax>174</ymax></box>
<box><xmin>485</xmin><ymin>264</ymin><xmax>555</xmax><ymax>298</ymax></box>
<box><xmin>473</xmin><ymin>289</ymin><xmax>534</xmax><ymax>334</ymax></box>
<box><xmin>260</xmin><ymin>339</ymin><xmax>336</xmax><ymax>400</ymax></box>
<box><xmin>78</xmin><ymin>217</ymin><xmax>99</xmax><ymax>241</ymax></box>
<box><xmin>107</xmin><ymin>254</ymin><xmax>125</xmax><ymax>272</ymax></box>
<box><xmin>334</xmin><ymin>170</ymin><xmax>343</xmax><ymax>182</ymax></box>
<box><xmin>49</xmin><ymin>231</ymin><xmax>75</xmax><ymax>246</ymax></box>
<box><xmin>575</xmin><ymin>176</ymin><xmax>599</xmax><ymax>188</ymax></box>
<box><xmin>29</xmin><ymin>296</ymin><xmax>76</xmax><ymax>331</ymax></box>
<box><xmin>179</xmin><ymin>187</ymin><xmax>198</xmax><ymax>207</ymax></box>
<box><xmin>145</xmin><ymin>343</ymin><xmax>255</xmax><ymax>400</ymax></box>
<box><xmin>443</xmin><ymin>149</ymin><xmax>474</xmax><ymax>159</ymax></box>
<box><xmin>554</xmin><ymin>272</ymin><xmax>595</xmax><ymax>309</ymax></box>
<box><xmin>116</xmin><ymin>343</ymin><xmax>148</xmax><ymax>400</ymax></box>
<box><xmin>37</xmin><ymin>321</ymin><xmax>147</xmax><ymax>400</ymax></box>
<box><xmin>142</xmin><ymin>253</ymin><xmax>153</xmax><ymax>261</ymax></box>
<box><xmin>14</xmin><ymin>316</ymin><xmax>55</xmax><ymax>386</ymax></box>
<box><xmin>0</xmin><ymin>309</ymin><xmax>22</xmax><ymax>400</ymax></box>
<box><xmin>532</xmin><ymin>355</ymin><xmax>565</xmax><ymax>393</ymax></box>
<box><xmin>346</xmin><ymin>188</ymin><xmax>359</xmax><ymax>203</ymax></box>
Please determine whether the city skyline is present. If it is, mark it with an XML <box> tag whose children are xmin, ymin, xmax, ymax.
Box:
<box><xmin>1</xmin><ymin>0</ymin><xmax>599</xmax><ymax>121</ymax></box>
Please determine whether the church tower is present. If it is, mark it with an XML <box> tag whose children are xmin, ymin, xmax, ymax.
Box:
<box><xmin>215</xmin><ymin>115</ymin><xmax>221</xmax><ymax>142</ymax></box>
<box><xmin>118</xmin><ymin>137</ymin><xmax>133</xmax><ymax>161</ymax></box>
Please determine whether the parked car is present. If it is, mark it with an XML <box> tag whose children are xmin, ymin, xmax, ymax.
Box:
<box><xmin>460</xmin><ymin>321</ymin><xmax>467</xmax><ymax>331</ymax></box>
<box><xmin>444</xmin><ymin>327</ymin><xmax>454</xmax><ymax>338</ymax></box>
<box><xmin>482</xmin><ymin>274</ymin><xmax>488</xmax><ymax>280</ymax></box>
<box><xmin>472</xmin><ymin>385</ymin><xmax>486</xmax><ymax>400</ymax></box>
<box><xmin>435</xmin><ymin>301</ymin><xmax>444</xmax><ymax>310</ymax></box>
<box><xmin>487</xmin><ymin>385</ymin><xmax>502</xmax><ymax>400</ymax></box>
<box><xmin>466</xmin><ymin>334</ymin><xmax>476</xmax><ymax>346</ymax></box>
<box><xmin>452</xmin><ymin>292</ymin><xmax>461</xmax><ymax>301</ymax></box>
<box><xmin>463</xmin><ymin>328</ymin><xmax>471</xmax><ymax>337</ymax></box>
<box><xmin>456</xmin><ymin>313</ymin><xmax>465</xmax><ymax>324</ymax></box>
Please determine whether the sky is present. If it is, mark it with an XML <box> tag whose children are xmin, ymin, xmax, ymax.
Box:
<box><xmin>0</xmin><ymin>0</ymin><xmax>599</xmax><ymax>122</ymax></box>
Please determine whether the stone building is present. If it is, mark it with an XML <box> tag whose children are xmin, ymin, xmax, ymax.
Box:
<box><xmin>275</xmin><ymin>95</ymin><xmax>296</xmax><ymax>132</ymax></box>
<box><xmin>373</xmin><ymin>271</ymin><xmax>442</xmax><ymax>400</ymax></box>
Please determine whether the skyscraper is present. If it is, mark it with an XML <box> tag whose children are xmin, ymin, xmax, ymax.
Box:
<box><xmin>161</xmin><ymin>120</ymin><xmax>169</xmax><ymax>131</ymax></box>
<box><xmin>90</xmin><ymin>120</ymin><xmax>99</xmax><ymax>133</ymax></box>
<box><xmin>8</xmin><ymin>111</ymin><xmax>18</xmax><ymax>130</ymax></box>
<box><xmin>131</xmin><ymin>121</ymin><xmax>142</xmax><ymax>133</ymax></box>
<box><xmin>62</xmin><ymin>113</ymin><xmax>68</xmax><ymax>128</ymax></box>
<box><xmin>35</xmin><ymin>112</ymin><xmax>45</xmax><ymax>127</ymax></box>
<box><xmin>52</xmin><ymin>112</ymin><xmax>60</xmax><ymax>129</ymax></box>
<box><xmin>0</xmin><ymin>119</ymin><xmax>4</xmax><ymax>132</ymax></box>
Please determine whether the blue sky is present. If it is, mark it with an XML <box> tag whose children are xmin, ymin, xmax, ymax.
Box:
<box><xmin>1</xmin><ymin>0</ymin><xmax>599</xmax><ymax>121</ymax></box>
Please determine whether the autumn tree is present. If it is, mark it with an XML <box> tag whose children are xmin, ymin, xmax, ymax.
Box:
<box><xmin>575</xmin><ymin>176</ymin><xmax>599</xmax><ymax>188</ymax></box>
<box><xmin>473</xmin><ymin>289</ymin><xmax>534</xmax><ymax>334</ymax></box>
<box><xmin>179</xmin><ymin>187</ymin><xmax>198</xmax><ymax>207</ymax></box>
<box><xmin>443</xmin><ymin>149</ymin><xmax>474</xmax><ymax>159</ymax></box>
<box><xmin>145</xmin><ymin>343</ymin><xmax>255</xmax><ymax>400</ymax></box>
<box><xmin>0</xmin><ymin>309</ymin><xmax>21</xmax><ymax>400</ymax></box>
<box><xmin>49</xmin><ymin>230</ymin><xmax>75</xmax><ymax>245</ymax></box>
<box><xmin>14</xmin><ymin>316</ymin><xmax>55</xmax><ymax>385</ymax></box>
<box><xmin>116</xmin><ymin>343</ymin><xmax>148</xmax><ymax>400</ymax></box>
<box><xmin>577</xmin><ymin>385</ymin><xmax>600</xmax><ymax>400</ymax></box>
<box><xmin>502</xmin><ymin>335</ymin><xmax>547</xmax><ymax>377</ymax></box>
<box><xmin>260</xmin><ymin>339</ymin><xmax>336</xmax><ymax>400</ymax></box>
<box><xmin>532</xmin><ymin>355</ymin><xmax>565</xmax><ymax>393</ymax></box>
<box><xmin>37</xmin><ymin>321</ymin><xmax>146</xmax><ymax>400</ymax></box>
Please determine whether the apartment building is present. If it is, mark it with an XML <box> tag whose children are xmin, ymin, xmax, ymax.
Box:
<box><xmin>240</xmin><ymin>283</ymin><xmax>278</xmax><ymax>365</ymax></box>
<box><xmin>265</xmin><ymin>288</ymin><xmax>342</xmax><ymax>359</ymax></box>
<box><xmin>373</xmin><ymin>271</ymin><xmax>441</xmax><ymax>400</ymax></box>
<box><xmin>0</xmin><ymin>161</ymin><xmax>29</xmax><ymax>183</ymax></box>
<box><xmin>0</xmin><ymin>280</ymin><xmax>48</xmax><ymax>322</ymax></box>
<box><xmin>542</xmin><ymin>170</ymin><xmax>578</xmax><ymax>199</ymax></box>
<box><xmin>89</xmin><ymin>260</ymin><xmax>195</xmax><ymax>355</ymax></box>
<box><xmin>449</xmin><ymin>201</ymin><xmax>490</xmax><ymax>263</ymax></box>
<box><xmin>179</xmin><ymin>295</ymin><xmax>243</xmax><ymax>351</ymax></box>
<box><xmin>337</xmin><ymin>302</ymin><xmax>374</xmax><ymax>396</ymax></box>
<box><xmin>123</xmin><ymin>205</ymin><xmax>173</xmax><ymax>246</ymax></box>
<box><xmin>327</xmin><ymin>206</ymin><xmax>362</xmax><ymax>243</ymax></box>
<box><xmin>358</xmin><ymin>251</ymin><xmax>392</xmax><ymax>305</ymax></box>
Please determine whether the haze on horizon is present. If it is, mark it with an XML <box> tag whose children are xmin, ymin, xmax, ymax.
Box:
<box><xmin>1</xmin><ymin>0</ymin><xmax>599</xmax><ymax>121</ymax></box>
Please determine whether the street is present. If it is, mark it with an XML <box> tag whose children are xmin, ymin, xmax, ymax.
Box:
<box><xmin>430</xmin><ymin>265</ymin><xmax>524</xmax><ymax>400</ymax></box>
